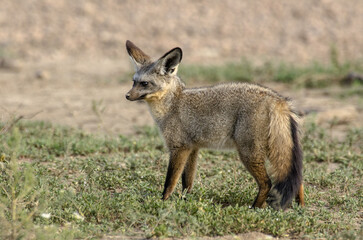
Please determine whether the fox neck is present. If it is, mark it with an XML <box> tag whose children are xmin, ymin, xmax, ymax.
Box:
<box><xmin>145</xmin><ymin>79</ymin><xmax>184</xmax><ymax>122</ymax></box>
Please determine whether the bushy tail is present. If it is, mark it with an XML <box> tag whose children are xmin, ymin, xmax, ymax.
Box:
<box><xmin>267</xmin><ymin>101</ymin><xmax>303</xmax><ymax>210</ymax></box>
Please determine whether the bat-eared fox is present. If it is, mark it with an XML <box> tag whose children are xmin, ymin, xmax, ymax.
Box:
<box><xmin>125</xmin><ymin>40</ymin><xmax>304</xmax><ymax>210</ymax></box>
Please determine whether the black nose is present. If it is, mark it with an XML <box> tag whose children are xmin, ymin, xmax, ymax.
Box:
<box><xmin>125</xmin><ymin>93</ymin><xmax>130</xmax><ymax>100</ymax></box>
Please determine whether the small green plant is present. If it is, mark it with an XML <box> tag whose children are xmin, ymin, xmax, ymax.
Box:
<box><xmin>0</xmin><ymin>126</ymin><xmax>78</xmax><ymax>239</ymax></box>
<box><xmin>91</xmin><ymin>99</ymin><xmax>106</xmax><ymax>121</ymax></box>
<box><xmin>0</xmin><ymin>127</ymin><xmax>47</xmax><ymax>239</ymax></box>
<box><xmin>330</xmin><ymin>44</ymin><xmax>341</xmax><ymax>70</ymax></box>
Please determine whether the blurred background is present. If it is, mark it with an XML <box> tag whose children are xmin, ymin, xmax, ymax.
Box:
<box><xmin>1</xmin><ymin>0</ymin><xmax>362</xmax><ymax>135</ymax></box>
<box><xmin>1</xmin><ymin>0</ymin><xmax>363</xmax><ymax>63</ymax></box>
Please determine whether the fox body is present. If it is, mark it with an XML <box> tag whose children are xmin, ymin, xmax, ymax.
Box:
<box><xmin>125</xmin><ymin>40</ymin><xmax>304</xmax><ymax>210</ymax></box>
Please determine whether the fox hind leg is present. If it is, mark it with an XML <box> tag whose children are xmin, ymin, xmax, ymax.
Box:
<box><xmin>237</xmin><ymin>149</ymin><xmax>271</xmax><ymax>208</ymax></box>
<box><xmin>247</xmin><ymin>161</ymin><xmax>272</xmax><ymax>208</ymax></box>
<box><xmin>296</xmin><ymin>184</ymin><xmax>305</xmax><ymax>206</ymax></box>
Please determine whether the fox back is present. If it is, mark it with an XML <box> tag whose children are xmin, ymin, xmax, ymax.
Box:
<box><xmin>125</xmin><ymin>40</ymin><xmax>304</xmax><ymax>210</ymax></box>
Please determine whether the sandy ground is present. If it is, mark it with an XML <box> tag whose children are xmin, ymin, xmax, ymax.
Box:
<box><xmin>1</xmin><ymin>57</ymin><xmax>361</xmax><ymax>139</ymax></box>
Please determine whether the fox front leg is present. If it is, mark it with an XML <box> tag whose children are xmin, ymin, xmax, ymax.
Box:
<box><xmin>182</xmin><ymin>149</ymin><xmax>199</xmax><ymax>193</ymax></box>
<box><xmin>162</xmin><ymin>148</ymin><xmax>192</xmax><ymax>200</ymax></box>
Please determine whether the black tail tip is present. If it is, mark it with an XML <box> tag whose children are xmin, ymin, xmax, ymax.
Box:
<box><xmin>266</xmin><ymin>189</ymin><xmax>287</xmax><ymax>210</ymax></box>
<box><xmin>267</xmin><ymin>116</ymin><xmax>303</xmax><ymax>210</ymax></box>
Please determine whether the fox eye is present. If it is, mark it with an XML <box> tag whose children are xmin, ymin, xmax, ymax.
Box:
<box><xmin>140</xmin><ymin>81</ymin><xmax>148</xmax><ymax>87</ymax></box>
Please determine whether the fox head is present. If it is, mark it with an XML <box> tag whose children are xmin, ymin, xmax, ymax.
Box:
<box><xmin>125</xmin><ymin>40</ymin><xmax>183</xmax><ymax>101</ymax></box>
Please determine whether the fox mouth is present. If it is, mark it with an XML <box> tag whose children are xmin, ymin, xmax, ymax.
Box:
<box><xmin>137</xmin><ymin>94</ymin><xmax>147</xmax><ymax>100</ymax></box>
<box><xmin>127</xmin><ymin>93</ymin><xmax>147</xmax><ymax>101</ymax></box>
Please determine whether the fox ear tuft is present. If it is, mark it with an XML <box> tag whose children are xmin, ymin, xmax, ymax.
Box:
<box><xmin>157</xmin><ymin>47</ymin><xmax>182</xmax><ymax>76</ymax></box>
<box><xmin>126</xmin><ymin>40</ymin><xmax>151</xmax><ymax>71</ymax></box>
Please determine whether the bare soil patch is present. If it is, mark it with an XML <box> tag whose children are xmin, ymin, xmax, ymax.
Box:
<box><xmin>1</xmin><ymin>58</ymin><xmax>361</xmax><ymax>138</ymax></box>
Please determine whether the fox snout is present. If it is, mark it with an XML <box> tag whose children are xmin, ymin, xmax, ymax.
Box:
<box><xmin>125</xmin><ymin>89</ymin><xmax>146</xmax><ymax>101</ymax></box>
<box><xmin>125</xmin><ymin>92</ymin><xmax>132</xmax><ymax>101</ymax></box>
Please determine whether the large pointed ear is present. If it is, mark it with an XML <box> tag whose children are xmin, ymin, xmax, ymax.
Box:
<box><xmin>126</xmin><ymin>40</ymin><xmax>151</xmax><ymax>71</ymax></box>
<box><xmin>156</xmin><ymin>47</ymin><xmax>182</xmax><ymax>76</ymax></box>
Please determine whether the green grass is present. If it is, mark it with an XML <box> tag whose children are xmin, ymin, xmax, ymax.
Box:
<box><xmin>179</xmin><ymin>60</ymin><xmax>363</xmax><ymax>87</ymax></box>
<box><xmin>119</xmin><ymin>58</ymin><xmax>363</xmax><ymax>90</ymax></box>
<box><xmin>0</xmin><ymin>119</ymin><xmax>362</xmax><ymax>239</ymax></box>
<box><xmin>179</xmin><ymin>59</ymin><xmax>255</xmax><ymax>83</ymax></box>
